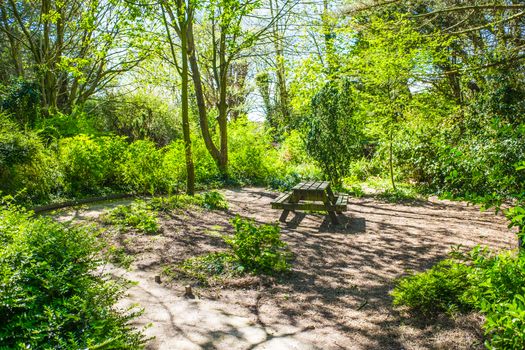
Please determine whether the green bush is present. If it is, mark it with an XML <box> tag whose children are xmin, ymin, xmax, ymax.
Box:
<box><xmin>36</xmin><ymin>112</ymin><xmax>99</xmax><ymax>140</ymax></box>
<box><xmin>225</xmin><ymin>216</ymin><xmax>290</xmax><ymax>274</ymax></box>
<box><xmin>119</xmin><ymin>140</ymin><xmax>167</xmax><ymax>194</ymax></box>
<box><xmin>149</xmin><ymin>194</ymin><xmax>202</xmax><ymax>211</ymax></box>
<box><xmin>0</xmin><ymin>205</ymin><xmax>146</xmax><ymax>349</ymax></box>
<box><xmin>172</xmin><ymin>216</ymin><xmax>290</xmax><ymax>284</ymax></box>
<box><xmin>0</xmin><ymin>114</ymin><xmax>60</xmax><ymax>203</ymax></box>
<box><xmin>201</xmin><ymin>190</ymin><xmax>228</xmax><ymax>210</ymax></box>
<box><xmin>305</xmin><ymin>79</ymin><xmax>365</xmax><ymax>184</ymax></box>
<box><xmin>88</xmin><ymin>92</ymin><xmax>180</xmax><ymax>146</ymax></box>
<box><xmin>392</xmin><ymin>247</ymin><xmax>525</xmax><ymax>349</ymax></box>
<box><xmin>391</xmin><ymin>259</ymin><xmax>473</xmax><ymax>314</ymax></box>
<box><xmin>59</xmin><ymin>135</ymin><xmax>128</xmax><ymax>195</ymax></box>
<box><xmin>102</xmin><ymin>200</ymin><xmax>159</xmax><ymax>234</ymax></box>
<box><xmin>229</xmin><ymin>119</ymin><xmax>275</xmax><ymax>184</ymax></box>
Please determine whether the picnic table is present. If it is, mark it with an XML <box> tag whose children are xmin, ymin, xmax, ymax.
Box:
<box><xmin>271</xmin><ymin>181</ymin><xmax>348</xmax><ymax>224</ymax></box>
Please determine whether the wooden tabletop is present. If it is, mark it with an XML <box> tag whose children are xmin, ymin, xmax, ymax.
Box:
<box><xmin>292</xmin><ymin>181</ymin><xmax>330</xmax><ymax>192</ymax></box>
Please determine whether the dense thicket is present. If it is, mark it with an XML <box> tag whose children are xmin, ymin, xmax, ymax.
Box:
<box><xmin>0</xmin><ymin>205</ymin><xmax>146</xmax><ymax>348</ymax></box>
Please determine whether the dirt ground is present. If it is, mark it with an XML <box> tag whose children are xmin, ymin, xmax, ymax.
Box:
<box><xmin>56</xmin><ymin>188</ymin><xmax>516</xmax><ymax>350</ymax></box>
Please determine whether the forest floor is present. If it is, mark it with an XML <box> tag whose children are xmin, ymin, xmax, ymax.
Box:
<box><xmin>54</xmin><ymin>187</ymin><xmax>515</xmax><ymax>350</ymax></box>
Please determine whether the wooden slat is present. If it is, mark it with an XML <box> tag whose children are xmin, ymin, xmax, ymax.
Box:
<box><xmin>336</xmin><ymin>194</ymin><xmax>348</xmax><ymax>206</ymax></box>
<box><xmin>292</xmin><ymin>182</ymin><xmax>305</xmax><ymax>190</ymax></box>
<box><xmin>271</xmin><ymin>192</ymin><xmax>292</xmax><ymax>209</ymax></box>
<box><xmin>317</xmin><ymin>181</ymin><xmax>329</xmax><ymax>191</ymax></box>
<box><xmin>278</xmin><ymin>202</ymin><xmax>347</xmax><ymax>211</ymax></box>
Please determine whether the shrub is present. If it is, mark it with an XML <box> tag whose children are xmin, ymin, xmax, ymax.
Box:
<box><xmin>149</xmin><ymin>194</ymin><xmax>202</xmax><ymax>211</ymax></box>
<box><xmin>392</xmin><ymin>247</ymin><xmax>525</xmax><ymax>349</ymax></box>
<box><xmin>102</xmin><ymin>200</ymin><xmax>159</xmax><ymax>234</ymax></box>
<box><xmin>0</xmin><ymin>79</ymin><xmax>40</xmax><ymax>127</ymax></box>
<box><xmin>59</xmin><ymin>135</ymin><xmax>128</xmax><ymax>195</ymax></box>
<box><xmin>0</xmin><ymin>114</ymin><xmax>60</xmax><ymax>203</ymax></box>
<box><xmin>88</xmin><ymin>92</ymin><xmax>180</xmax><ymax>146</ymax></box>
<box><xmin>225</xmin><ymin>216</ymin><xmax>290</xmax><ymax>274</ymax></box>
<box><xmin>229</xmin><ymin>119</ymin><xmax>275</xmax><ymax>184</ymax></box>
<box><xmin>391</xmin><ymin>259</ymin><xmax>473</xmax><ymax>314</ymax></box>
<box><xmin>201</xmin><ymin>190</ymin><xmax>228</xmax><ymax>210</ymax></box>
<box><xmin>305</xmin><ymin>79</ymin><xmax>365</xmax><ymax>184</ymax></box>
<box><xmin>0</xmin><ymin>205</ymin><xmax>146</xmax><ymax>349</ymax></box>
<box><xmin>172</xmin><ymin>216</ymin><xmax>290</xmax><ymax>284</ymax></box>
<box><xmin>119</xmin><ymin>140</ymin><xmax>167</xmax><ymax>194</ymax></box>
<box><xmin>36</xmin><ymin>112</ymin><xmax>99</xmax><ymax>139</ymax></box>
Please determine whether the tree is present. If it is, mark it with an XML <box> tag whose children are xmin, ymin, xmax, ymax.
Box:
<box><xmin>160</xmin><ymin>0</ymin><xmax>196</xmax><ymax>195</ymax></box>
<box><xmin>186</xmin><ymin>0</ymin><xmax>277</xmax><ymax>177</ymax></box>
<box><xmin>350</xmin><ymin>15</ymin><xmax>440</xmax><ymax>190</ymax></box>
<box><xmin>0</xmin><ymin>0</ymin><xmax>150</xmax><ymax>115</ymax></box>
<box><xmin>305</xmin><ymin>79</ymin><xmax>364</xmax><ymax>185</ymax></box>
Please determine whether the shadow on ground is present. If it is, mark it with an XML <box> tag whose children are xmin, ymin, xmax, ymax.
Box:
<box><xmin>84</xmin><ymin>187</ymin><xmax>514</xmax><ymax>350</ymax></box>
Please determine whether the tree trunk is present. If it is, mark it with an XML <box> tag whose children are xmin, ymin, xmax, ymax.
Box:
<box><xmin>187</xmin><ymin>18</ymin><xmax>228</xmax><ymax>177</ymax></box>
<box><xmin>269</xmin><ymin>0</ymin><xmax>290</xmax><ymax>128</ymax></box>
<box><xmin>389</xmin><ymin>130</ymin><xmax>396</xmax><ymax>191</ymax></box>
<box><xmin>180</xmin><ymin>25</ymin><xmax>195</xmax><ymax>195</ymax></box>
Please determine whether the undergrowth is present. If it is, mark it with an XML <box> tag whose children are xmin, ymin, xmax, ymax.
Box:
<box><xmin>101</xmin><ymin>200</ymin><xmax>160</xmax><ymax>234</ymax></box>
<box><xmin>167</xmin><ymin>216</ymin><xmax>290</xmax><ymax>285</ymax></box>
<box><xmin>391</xmin><ymin>246</ymin><xmax>525</xmax><ymax>349</ymax></box>
<box><xmin>0</xmin><ymin>204</ymin><xmax>146</xmax><ymax>349</ymax></box>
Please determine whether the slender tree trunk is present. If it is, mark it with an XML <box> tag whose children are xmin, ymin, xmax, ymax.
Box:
<box><xmin>180</xmin><ymin>26</ymin><xmax>195</xmax><ymax>195</ymax></box>
<box><xmin>389</xmin><ymin>130</ymin><xmax>396</xmax><ymax>191</ymax></box>
<box><xmin>161</xmin><ymin>0</ymin><xmax>195</xmax><ymax>195</ymax></box>
<box><xmin>217</xmin><ymin>31</ymin><xmax>229</xmax><ymax>177</ymax></box>
<box><xmin>269</xmin><ymin>0</ymin><xmax>290</xmax><ymax>127</ymax></box>
<box><xmin>187</xmin><ymin>18</ymin><xmax>228</xmax><ymax>177</ymax></box>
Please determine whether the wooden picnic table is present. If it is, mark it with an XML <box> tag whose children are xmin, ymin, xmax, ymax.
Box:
<box><xmin>271</xmin><ymin>181</ymin><xmax>348</xmax><ymax>224</ymax></box>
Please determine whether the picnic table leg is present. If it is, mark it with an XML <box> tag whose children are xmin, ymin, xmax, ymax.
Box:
<box><xmin>325</xmin><ymin>187</ymin><xmax>342</xmax><ymax>215</ymax></box>
<box><xmin>328</xmin><ymin>210</ymin><xmax>339</xmax><ymax>225</ymax></box>
<box><xmin>279</xmin><ymin>193</ymin><xmax>299</xmax><ymax>223</ymax></box>
<box><xmin>322</xmin><ymin>197</ymin><xmax>339</xmax><ymax>225</ymax></box>
<box><xmin>279</xmin><ymin>210</ymin><xmax>290</xmax><ymax>222</ymax></box>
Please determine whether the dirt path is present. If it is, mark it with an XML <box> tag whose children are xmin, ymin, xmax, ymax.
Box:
<box><xmin>56</xmin><ymin>188</ymin><xmax>516</xmax><ymax>350</ymax></box>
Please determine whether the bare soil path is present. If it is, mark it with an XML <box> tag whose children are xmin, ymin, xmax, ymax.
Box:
<box><xmin>56</xmin><ymin>188</ymin><xmax>515</xmax><ymax>350</ymax></box>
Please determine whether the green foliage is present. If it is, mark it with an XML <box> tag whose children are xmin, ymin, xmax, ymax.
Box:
<box><xmin>59</xmin><ymin>135</ymin><xmax>128</xmax><ymax>195</ymax></box>
<box><xmin>0</xmin><ymin>205</ymin><xmax>146</xmax><ymax>349</ymax></box>
<box><xmin>225</xmin><ymin>216</ymin><xmax>290</xmax><ymax>274</ymax></box>
<box><xmin>107</xmin><ymin>245</ymin><xmax>134</xmax><ymax>269</ymax></box>
<box><xmin>89</xmin><ymin>92</ymin><xmax>180</xmax><ymax>146</ymax></box>
<box><xmin>176</xmin><ymin>252</ymin><xmax>236</xmax><ymax>284</ymax></box>
<box><xmin>391</xmin><ymin>259</ymin><xmax>473</xmax><ymax>315</ymax></box>
<box><xmin>119</xmin><ymin>140</ymin><xmax>167</xmax><ymax>195</ymax></box>
<box><xmin>392</xmin><ymin>247</ymin><xmax>525</xmax><ymax>349</ymax></box>
<box><xmin>0</xmin><ymin>114</ymin><xmax>60</xmax><ymax>203</ymax></box>
<box><xmin>0</xmin><ymin>115</ymin><xmax>40</xmax><ymax>167</ymax></box>
<box><xmin>173</xmin><ymin>216</ymin><xmax>290</xmax><ymax>284</ymax></box>
<box><xmin>0</xmin><ymin>117</ymin><xmax>324</xmax><ymax>205</ymax></box>
<box><xmin>0</xmin><ymin>79</ymin><xmax>40</xmax><ymax>127</ymax></box>
<box><xmin>149</xmin><ymin>194</ymin><xmax>203</xmax><ymax>211</ymax></box>
<box><xmin>305</xmin><ymin>79</ymin><xmax>364</xmax><ymax>184</ymax></box>
<box><xmin>229</xmin><ymin>119</ymin><xmax>274</xmax><ymax>184</ymax></box>
<box><xmin>201</xmin><ymin>191</ymin><xmax>229</xmax><ymax>210</ymax></box>
<box><xmin>102</xmin><ymin>200</ymin><xmax>160</xmax><ymax>234</ymax></box>
<box><xmin>393</xmin><ymin>120</ymin><xmax>525</xmax><ymax>202</ymax></box>
<box><xmin>36</xmin><ymin>112</ymin><xmax>99</xmax><ymax>140</ymax></box>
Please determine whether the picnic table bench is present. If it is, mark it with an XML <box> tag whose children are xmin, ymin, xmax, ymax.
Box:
<box><xmin>271</xmin><ymin>181</ymin><xmax>348</xmax><ymax>224</ymax></box>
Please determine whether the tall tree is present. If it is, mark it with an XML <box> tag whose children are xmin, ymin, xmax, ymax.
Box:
<box><xmin>0</xmin><ymin>0</ymin><xmax>150</xmax><ymax>115</ymax></box>
<box><xmin>161</xmin><ymin>0</ymin><xmax>196</xmax><ymax>195</ymax></box>
<box><xmin>186</xmin><ymin>0</ymin><xmax>276</xmax><ymax>176</ymax></box>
